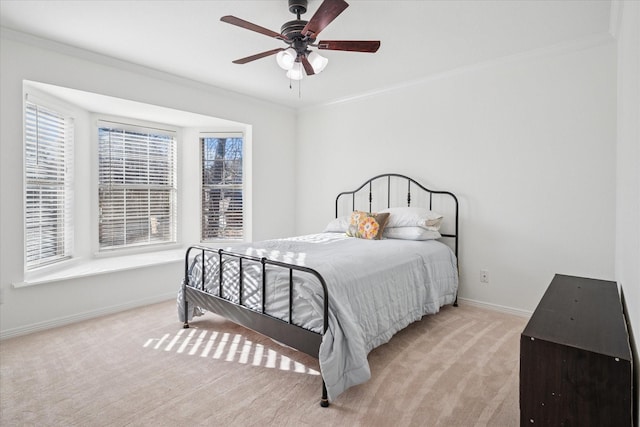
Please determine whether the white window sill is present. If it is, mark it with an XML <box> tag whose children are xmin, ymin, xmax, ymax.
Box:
<box><xmin>14</xmin><ymin>247</ymin><xmax>186</xmax><ymax>288</ymax></box>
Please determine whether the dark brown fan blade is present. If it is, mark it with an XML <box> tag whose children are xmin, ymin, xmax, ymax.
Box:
<box><xmin>221</xmin><ymin>15</ymin><xmax>285</xmax><ymax>40</ymax></box>
<box><xmin>300</xmin><ymin>56</ymin><xmax>315</xmax><ymax>76</ymax></box>
<box><xmin>301</xmin><ymin>0</ymin><xmax>349</xmax><ymax>38</ymax></box>
<box><xmin>317</xmin><ymin>40</ymin><xmax>380</xmax><ymax>53</ymax></box>
<box><xmin>232</xmin><ymin>48</ymin><xmax>284</xmax><ymax>64</ymax></box>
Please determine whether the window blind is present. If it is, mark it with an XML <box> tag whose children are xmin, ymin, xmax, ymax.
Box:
<box><xmin>24</xmin><ymin>102</ymin><xmax>74</xmax><ymax>269</ymax></box>
<box><xmin>98</xmin><ymin>123</ymin><xmax>177</xmax><ymax>250</ymax></box>
<box><xmin>201</xmin><ymin>135</ymin><xmax>244</xmax><ymax>241</ymax></box>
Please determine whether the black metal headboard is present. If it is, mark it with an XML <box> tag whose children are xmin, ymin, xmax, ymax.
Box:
<box><xmin>335</xmin><ymin>173</ymin><xmax>459</xmax><ymax>258</ymax></box>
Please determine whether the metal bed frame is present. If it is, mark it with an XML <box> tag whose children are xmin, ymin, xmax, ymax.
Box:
<box><xmin>181</xmin><ymin>173</ymin><xmax>459</xmax><ymax>407</ymax></box>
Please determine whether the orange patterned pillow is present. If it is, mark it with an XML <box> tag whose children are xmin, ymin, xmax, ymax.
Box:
<box><xmin>346</xmin><ymin>211</ymin><xmax>390</xmax><ymax>240</ymax></box>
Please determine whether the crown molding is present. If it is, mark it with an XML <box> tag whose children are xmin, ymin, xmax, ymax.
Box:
<box><xmin>0</xmin><ymin>26</ymin><xmax>295</xmax><ymax>112</ymax></box>
<box><xmin>2</xmin><ymin>25</ymin><xmax>616</xmax><ymax>114</ymax></box>
<box><xmin>302</xmin><ymin>31</ymin><xmax>616</xmax><ymax>112</ymax></box>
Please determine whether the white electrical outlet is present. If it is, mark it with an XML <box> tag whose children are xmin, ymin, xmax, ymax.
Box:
<box><xmin>480</xmin><ymin>269</ymin><xmax>489</xmax><ymax>283</ymax></box>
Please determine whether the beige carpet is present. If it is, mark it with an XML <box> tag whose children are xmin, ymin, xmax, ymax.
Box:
<box><xmin>0</xmin><ymin>300</ymin><xmax>527</xmax><ymax>426</ymax></box>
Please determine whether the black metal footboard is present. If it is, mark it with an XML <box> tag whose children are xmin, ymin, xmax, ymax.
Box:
<box><xmin>182</xmin><ymin>245</ymin><xmax>331</xmax><ymax>407</ymax></box>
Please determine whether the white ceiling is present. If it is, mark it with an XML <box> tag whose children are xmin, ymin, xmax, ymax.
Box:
<box><xmin>1</xmin><ymin>0</ymin><xmax>613</xmax><ymax>110</ymax></box>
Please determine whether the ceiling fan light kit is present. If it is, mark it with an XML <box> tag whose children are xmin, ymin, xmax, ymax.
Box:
<box><xmin>307</xmin><ymin>51</ymin><xmax>329</xmax><ymax>73</ymax></box>
<box><xmin>286</xmin><ymin>62</ymin><xmax>305</xmax><ymax>81</ymax></box>
<box><xmin>276</xmin><ymin>48</ymin><xmax>297</xmax><ymax>70</ymax></box>
<box><xmin>221</xmin><ymin>0</ymin><xmax>379</xmax><ymax>82</ymax></box>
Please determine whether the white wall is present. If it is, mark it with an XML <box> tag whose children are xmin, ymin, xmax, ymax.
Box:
<box><xmin>0</xmin><ymin>31</ymin><xmax>297</xmax><ymax>337</ymax></box>
<box><xmin>615</xmin><ymin>1</ymin><xmax>640</xmax><ymax>417</ymax></box>
<box><xmin>295</xmin><ymin>39</ymin><xmax>617</xmax><ymax>314</ymax></box>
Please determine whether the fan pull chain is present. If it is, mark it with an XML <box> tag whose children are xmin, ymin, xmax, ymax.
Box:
<box><xmin>287</xmin><ymin>79</ymin><xmax>302</xmax><ymax>99</ymax></box>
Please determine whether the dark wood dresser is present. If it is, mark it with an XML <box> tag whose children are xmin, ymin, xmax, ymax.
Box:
<box><xmin>520</xmin><ymin>274</ymin><xmax>633</xmax><ymax>426</ymax></box>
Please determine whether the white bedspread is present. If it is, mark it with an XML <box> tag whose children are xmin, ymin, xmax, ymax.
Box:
<box><xmin>177</xmin><ymin>233</ymin><xmax>458</xmax><ymax>401</ymax></box>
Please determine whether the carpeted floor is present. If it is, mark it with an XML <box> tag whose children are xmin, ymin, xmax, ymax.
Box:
<box><xmin>0</xmin><ymin>300</ymin><xmax>527</xmax><ymax>426</ymax></box>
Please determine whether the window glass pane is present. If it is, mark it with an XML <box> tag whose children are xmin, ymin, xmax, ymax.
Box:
<box><xmin>98</xmin><ymin>124</ymin><xmax>176</xmax><ymax>250</ymax></box>
<box><xmin>24</xmin><ymin>102</ymin><xmax>74</xmax><ymax>269</ymax></box>
<box><xmin>201</xmin><ymin>136</ymin><xmax>243</xmax><ymax>241</ymax></box>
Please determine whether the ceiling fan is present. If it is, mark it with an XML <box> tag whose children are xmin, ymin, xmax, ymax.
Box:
<box><xmin>220</xmin><ymin>0</ymin><xmax>381</xmax><ymax>80</ymax></box>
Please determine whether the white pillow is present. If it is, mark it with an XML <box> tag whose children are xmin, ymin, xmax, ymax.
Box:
<box><xmin>383</xmin><ymin>226</ymin><xmax>441</xmax><ymax>241</ymax></box>
<box><xmin>379</xmin><ymin>207</ymin><xmax>444</xmax><ymax>231</ymax></box>
<box><xmin>323</xmin><ymin>215</ymin><xmax>350</xmax><ymax>233</ymax></box>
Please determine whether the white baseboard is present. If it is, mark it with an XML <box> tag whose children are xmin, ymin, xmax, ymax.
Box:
<box><xmin>1</xmin><ymin>293</ymin><xmax>532</xmax><ymax>340</ymax></box>
<box><xmin>0</xmin><ymin>292</ymin><xmax>176</xmax><ymax>341</ymax></box>
<box><xmin>457</xmin><ymin>297</ymin><xmax>532</xmax><ymax>318</ymax></box>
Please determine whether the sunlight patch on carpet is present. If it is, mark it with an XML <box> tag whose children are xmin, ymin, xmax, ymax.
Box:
<box><xmin>143</xmin><ymin>328</ymin><xmax>320</xmax><ymax>376</ymax></box>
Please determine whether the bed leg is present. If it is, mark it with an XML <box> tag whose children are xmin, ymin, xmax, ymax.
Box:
<box><xmin>183</xmin><ymin>299</ymin><xmax>190</xmax><ymax>328</ymax></box>
<box><xmin>320</xmin><ymin>381</ymin><xmax>329</xmax><ymax>407</ymax></box>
